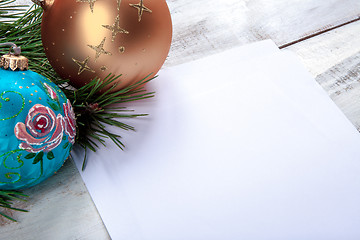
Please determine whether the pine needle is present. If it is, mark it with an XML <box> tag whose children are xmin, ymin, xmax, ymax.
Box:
<box><xmin>0</xmin><ymin>190</ymin><xmax>28</xmax><ymax>222</ymax></box>
<box><xmin>0</xmin><ymin>1</ymin><xmax>155</xmax><ymax>221</ymax></box>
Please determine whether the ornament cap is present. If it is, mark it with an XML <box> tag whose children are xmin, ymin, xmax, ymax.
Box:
<box><xmin>31</xmin><ymin>0</ymin><xmax>54</xmax><ymax>10</ymax></box>
<box><xmin>0</xmin><ymin>54</ymin><xmax>29</xmax><ymax>71</ymax></box>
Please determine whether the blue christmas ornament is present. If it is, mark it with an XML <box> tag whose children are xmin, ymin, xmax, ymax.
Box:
<box><xmin>0</xmin><ymin>46</ymin><xmax>76</xmax><ymax>190</ymax></box>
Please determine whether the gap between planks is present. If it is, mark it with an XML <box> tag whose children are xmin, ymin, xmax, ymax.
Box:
<box><xmin>279</xmin><ymin>16</ymin><xmax>360</xmax><ymax>49</ymax></box>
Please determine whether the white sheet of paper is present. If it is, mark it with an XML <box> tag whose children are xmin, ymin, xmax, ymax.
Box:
<box><xmin>73</xmin><ymin>41</ymin><xmax>360</xmax><ymax>240</ymax></box>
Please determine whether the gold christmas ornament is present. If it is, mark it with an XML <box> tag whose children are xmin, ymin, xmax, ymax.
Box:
<box><xmin>36</xmin><ymin>0</ymin><xmax>172</xmax><ymax>91</ymax></box>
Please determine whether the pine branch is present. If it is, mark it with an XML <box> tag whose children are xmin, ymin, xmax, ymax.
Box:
<box><xmin>0</xmin><ymin>1</ymin><xmax>156</xmax><ymax>221</ymax></box>
<box><xmin>0</xmin><ymin>0</ymin><xmax>28</xmax><ymax>23</ymax></box>
<box><xmin>72</xmin><ymin>73</ymin><xmax>155</xmax><ymax>170</ymax></box>
<box><xmin>0</xmin><ymin>3</ymin><xmax>155</xmax><ymax>167</ymax></box>
<box><xmin>0</xmin><ymin>190</ymin><xmax>28</xmax><ymax>222</ymax></box>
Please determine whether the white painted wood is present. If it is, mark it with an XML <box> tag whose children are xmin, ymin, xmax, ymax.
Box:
<box><xmin>1</xmin><ymin>0</ymin><xmax>360</xmax><ymax>239</ymax></box>
<box><xmin>8</xmin><ymin>0</ymin><xmax>30</xmax><ymax>5</ymax></box>
<box><xmin>285</xmin><ymin>20</ymin><xmax>360</xmax><ymax>77</ymax></box>
<box><xmin>0</xmin><ymin>159</ymin><xmax>111</xmax><ymax>239</ymax></box>
<box><xmin>165</xmin><ymin>0</ymin><xmax>360</xmax><ymax>66</ymax></box>
<box><xmin>285</xmin><ymin>20</ymin><xmax>360</xmax><ymax>131</ymax></box>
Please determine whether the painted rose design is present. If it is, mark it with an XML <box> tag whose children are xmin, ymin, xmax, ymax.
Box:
<box><xmin>43</xmin><ymin>82</ymin><xmax>58</xmax><ymax>101</ymax></box>
<box><xmin>14</xmin><ymin>104</ymin><xmax>64</xmax><ymax>153</ymax></box>
<box><xmin>63</xmin><ymin>99</ymin><xmax>76</xmax><ymax>144</ymax></box>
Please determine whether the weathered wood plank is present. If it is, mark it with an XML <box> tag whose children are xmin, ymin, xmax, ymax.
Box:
<box><xmin>0</xmin><ymin>159</ymin><xmax>110</xmax><ymax>239</ymax></box>
<box><xmin>1</xmin><ymin>0</ymin><xmax>360</xmax><ymax>239</ymax></box>
<box><xmin>165</xmin><ymin>0</ymin><xmax>360</xmax><ymax>66</ymax></box>
<box><xmin>14</xmin><ymin>0</ymin><xmax>359</xmax><ymax>66</ymax></box>
<box><xmin>285</xmin><ymin>20</ymin><xmax>360</xmax><ymax>130</ymax></box>
<box><xmin>285</xmin><ymin>20</ymin><xmax>360</xmax><ymax>77</ymax></box>
<box><xmin>316</xmin><ymin>52</ymin><xmax>360</xmax><ymax>131</ymax></box>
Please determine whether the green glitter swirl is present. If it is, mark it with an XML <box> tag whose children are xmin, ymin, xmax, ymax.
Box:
<box><xmin>0</xmin><ymin>150</ymin><xmax>24</xmax><ymax>170</ymax></box>
<box><xmin>0</xmin><ymin>172</ymin><xmax>21</xmax><ymax>184</ymax></box>
<box><xmin>0</xmin><ymin>91</ymin><xmax>25</xmax><ymax>121</ymax></box>
<box><xmin>0</xmin><ymin>150</ymin><xmax>43</xmax><ymax>187</ymax></box>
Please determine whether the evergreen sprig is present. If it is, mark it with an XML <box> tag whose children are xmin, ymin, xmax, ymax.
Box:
<box><xmin>0</xmin><ymin>0</ymin><xmax>27</xmax><ymax>23</ymax></box>
<box><xmin>0</xmin><ymin>190</ymin><xmax>28</xmax><ymax>222</ymax></box>
<box><xmin>0</xmin><ymin>1</ymin><xmax>155</xmax><ymax>221</ymax></box>
<box><xmin>73</xmin><ymin>73</ymin><xmax>155</xmax><ymax>170</ymax></box>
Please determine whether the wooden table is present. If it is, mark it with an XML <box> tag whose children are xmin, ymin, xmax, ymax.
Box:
<box><xmin>1</xmin><ymin>0</ymin><xmax>360</xmax><ymax>239</ymax></box>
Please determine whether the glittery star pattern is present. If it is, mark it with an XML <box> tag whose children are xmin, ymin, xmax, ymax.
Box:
<box><xmin>76</xmin><ymin>0</ymin><xmax>97</xmax><ymax>13</ymax></box>
<box><xmin>102</xmin><ymin>15</ymin><xmax>129</xmax><ymax>42</ymax></box>
<box><xmin>129</xmin><ymin>0</ymin><xmax>152</xmax><ymax>22</ymax></box>
<box><xmin>119</xmin><ymin>46</ymin><xmax>125</xmax><ymax>53</ymax></box>
<box><xmin>87</xmin><ymin>37</ymin><xmax>112</xmax><ymax>61</ymax></box>
<box><xmin>72</xmin><ymin>56</ymin><xmax>95</xmax><ymax>75</ymax></box>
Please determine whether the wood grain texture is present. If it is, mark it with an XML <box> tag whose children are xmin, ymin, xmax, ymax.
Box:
<box><xmin>165</xmin><ymin>0</ymin><xmax>360</xmax><ymax>66</ymax></box>
<box><xmin>317</xmin><ymin>55</ymin><xmax>360</xmax><ymax>131</ymax></box>
<box><xmin>1</xmin><ymin>0</ymin><xmax>360</xmax><ymax>239</ymax></box>
<box><xmin>286</xmin><ymin>20</ymin><xmax>360</xmax><ymax>130</ymax></box>
<box><xmin>285</xmin><ymin>20</ymin><xmax>360</xmax><ymax>77</ymax></box>
<box><xmin>0</xmin><ymin>159</ymin><xmax>110</xmax><ymax>240</ymax></box>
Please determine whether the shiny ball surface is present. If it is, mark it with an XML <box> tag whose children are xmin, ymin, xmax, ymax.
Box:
<box><xmin>0</xmin><ymin>68</ymin><xmax>75</xmax><ymax>190</ymax></box>
<box><xmin>41</xmin><ymin>0</ymin><xmax>172</xmax><ymax>91</ymax></box>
